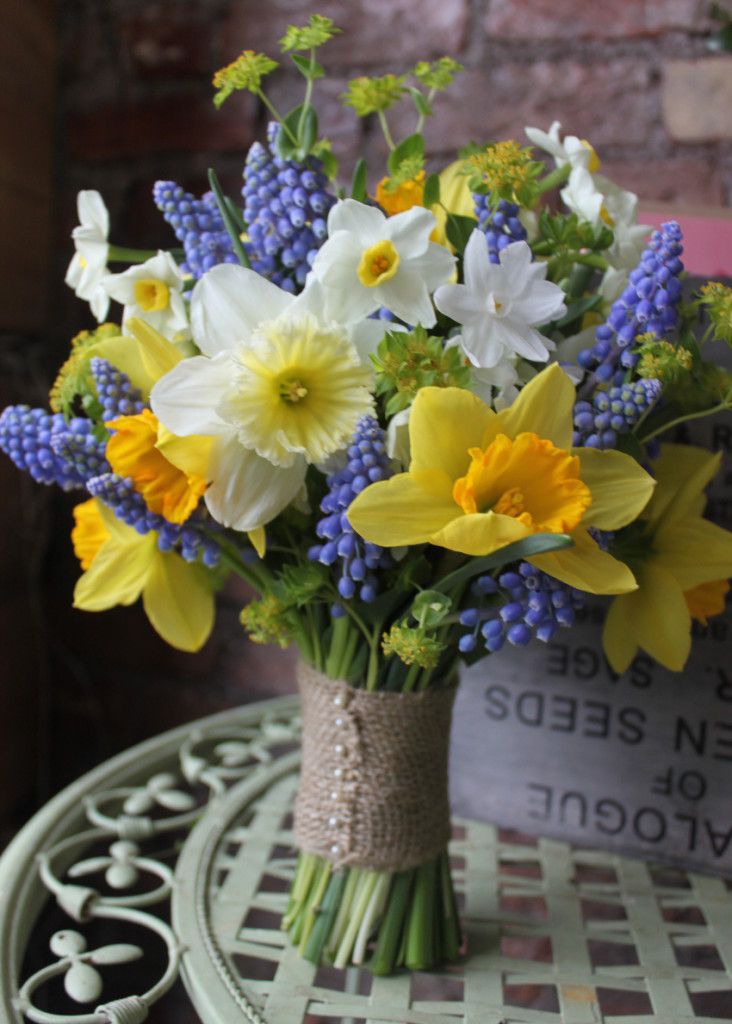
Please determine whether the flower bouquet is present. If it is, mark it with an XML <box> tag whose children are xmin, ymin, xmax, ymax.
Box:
<box><xmin>3</xmin><ymin>13</ymin><xmax>732</xmax><ymax>975</ymax></box>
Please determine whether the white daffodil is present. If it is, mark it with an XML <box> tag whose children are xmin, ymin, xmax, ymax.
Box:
<box><xmin>525</xmin><ymin>121</ymin><xmax>600</xmax><ymax>172</ymax></box>
<box><xmin>434</xmin><ymin>231</ymin><xmax>566</xmax><ymax>369</ymax></box>
<box><xmin>561</xmin><ymin>169</ymin><xmax>649</xmax><ymax>271</ymax></box>
<box><xmin>150</xmin><ymin>265</ymin><xmax>377</xmax><ymax>532</ymax></box>
<box><xmin>65</xmin><ymin>190</ymin><xmax>111</xmax><ymax>322</ymax></box>
<box><xmin>310</xmin><ymin>199</ymin><xmax>455</xmax><ymax>327</ymax></box>
<box><xmin>102</xmin><ymin>251</ymin><xmax>190</xmax><ymax>341</ymax></box>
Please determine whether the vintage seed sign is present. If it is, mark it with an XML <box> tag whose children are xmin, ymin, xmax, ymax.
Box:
<box><xmin>450</xmin><ymin>410</ymin><xmax>732</xmax><ymax>875</ymax></box>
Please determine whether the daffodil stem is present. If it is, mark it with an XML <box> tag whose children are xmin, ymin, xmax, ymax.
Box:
<box><xmin>536</xmin><ymin>163</ymin><xmax>571</xmax><ymax>194</ymax></box>
<box><xmin>414</xmin><ymin>86</ymin><xmax>436</xmax><ymax>135</ymax></box>
<box><xmin>377</xmin><ymin>110</ymin><xmax>396</xmax><ymax>151</ymax></box>
<box><xmin>638</xmin><ymin>400</ymin><xmax>731</xmax><ymax>442</ymax></box>
<box><xmin>107</xmin><ymin>245</ymin><xmax>157</xmax><ymax>263</ymax></box>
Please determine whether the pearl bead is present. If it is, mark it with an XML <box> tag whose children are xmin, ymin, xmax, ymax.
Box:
<box><xmin>333</xmin><ymin>694</ymin><xmax>344</xmax><ymax>707</ymax></box>
<box><xmin>334</xmin><ymin>716</ymin><xmax>344</xmax><ymax>728</ymax></box>
<box><xmin>328</xmin><ymin>815</ymin><xmax>338</xmax><ymax>827</ymax></box>
<box><xmin>333</xmin><ymin>767</ymin><xmax>343</xmax><ymax>778</ymax></box>
<box><xmin>330</xmin><ymin>844</ymin><xmax>340</xmax><ymax>856</ymax></box>
<box><xmin>330</xmin><ymin>791</ymin><xmax>339</xmax><ymax>801</ymax></box>
<box><xmin>334</xmin><ymin>743</ymin><xmax>344</xmax><ymax>755</ymax></box>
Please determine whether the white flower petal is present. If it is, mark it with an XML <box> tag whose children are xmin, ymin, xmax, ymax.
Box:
<box><xmin>89</xmin><ymin>286</ymin><xmax>111</xmax><ymax>323</ymax></box>
<box><xmin>77</xmin><ymin>190</ymin><xmax>109</xmax><ymax>236</ymax></box>
<box><xmin>205</xmin><ymin>438</ymin><xmax>307</xmax><ymax>531</ymax></box>
<box><xmin>190</xmin><ymin>264</ymin><xmax>293</xmax><ymax>356</ymax></box>
<box><xmin>379</xmin><ymin>269</ymin><xmax>435</xmax><ymax>327</ymax></box>
<box><xmin>510</xmin><ymin>277</ymin><xmax>566</xmax><ymax>325</ymax></box>
<box><xmin>500</xmin><ymin>321</ymin><xmax>553</xmax><ymax>362</ymax></box>
<box><xmin>309</xmin><ymin>231</ymin><xmax>364</xmax><ymax>289</ymax></box>
<box><xmin>327</xmin><ymin>199</ymin><xmax>385</xmax><ymax>244</ymax></box>
<box><xmin>434</xmin><ymin>281</ymin><xmax>487</xmax><ymax>324</ymax></box>
<box><xmin>386</xmin><ymin>206</ymin><xmax>437</xmax><ymax>259</ymax></box>
<box><xmin>407</xmin><ymin>243</ymin><xmax>457</xmax><ymax>291</ymax></box>
<box><xmin>150</xmin><ymin>353</ymin><xmax>234</xmax><ymax>436</ymax></box>
<box><xmin>462</xmin><ymin>230</ymin><xmax>495</xmax><ymax>293</ymax></box>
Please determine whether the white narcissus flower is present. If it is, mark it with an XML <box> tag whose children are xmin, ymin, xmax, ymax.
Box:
<box><xmin>525</xmin><ymin>121</ymin><xmax>600</xmax><ymax>172</ymax></box>
<box><xmin>434</xmin><ymin>231</ymin><xmax>566</xmax><ymax>369</ymax></box>
<box><xmin>561</xmin><ymin>169</ymin><xmax>650</xmax><ymax>271</ymax></box>
<box><xmin>102</xmin><ymin>251</ymin><xmax>190</xmax><ymax>341</ymax></box>
<box><xmin>150</xmin><ymin>265</ymin><xmax>379</xmax><ymax>533</ymax></box>
<box><xmin>65</xmin><ymin>190</ymin><xmax>111</xmax><ymax>322</ymax></box>
<box><xmin>310</xmin><ymin>199</ymin><xmax>455</xmax><ymax>327</ymax></box>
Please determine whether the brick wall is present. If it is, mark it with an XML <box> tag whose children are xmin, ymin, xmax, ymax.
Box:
<box><xmin>13</xmin><ymin>0</ymin><xmax>730</xmax><ymax>809</ymax></box>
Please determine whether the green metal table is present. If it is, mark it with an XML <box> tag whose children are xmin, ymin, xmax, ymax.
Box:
<box><xmin>2</xmin><ymin>695</ymin><xmax>732</xmax><ymax>1023</ymax></box>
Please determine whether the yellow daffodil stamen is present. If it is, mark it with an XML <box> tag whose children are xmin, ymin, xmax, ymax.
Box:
<box><xmin>600</xmin><ymin>205</ymin><xmax>615</xmax><ymax>228</ymax></box>
<box><xmin>684</xmin><ymin>578</ymin><xmax>729</xmax><ymax>626</ymax></box>
<box><xmin>106</xmin><ymin>409</ymin><xmax>207</xmax><ymax>524</ymax></box>
<box><xmin>133</xmin><ymin>278</ymin><xmax>170</xmax><ymax>312</ymax></box>
<box><xmin>452</xmin><ymin>432</ymin><xmax>592</xmax><ymax>534</ymax></box>
<box><xmin>358</xmin><ymin>240</ymin><xmax>400</xmax><ymax>287</ymax></box>
<box><xmin>72</xmin><ymin>498</ymin><xmax>110</xmax><ymax>570</ymax></box>
<box><xmin>279</xmin><ymin>377</ymin><xmax>309</xmax><ymax>404</ymax></box>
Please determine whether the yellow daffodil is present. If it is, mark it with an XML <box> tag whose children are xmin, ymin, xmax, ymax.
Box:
<box><xmin>72</xmin><ymin>498</ymin><xmax>215</xmax><ymax>651</ymax></box>
<box><xmin>348</xmin><ymin>364</ymin><xmax>655</xmax><ymax>594</ymax></box>
<box><xmin>603</xmin><ymin>444</ymin><xmax>732</xmax><ymax>673</ymax></box>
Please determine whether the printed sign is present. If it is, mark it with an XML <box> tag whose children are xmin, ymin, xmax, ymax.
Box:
<box><xmin>450</xmin><ymin>411</ymin><xmax>732</xmax><ymax>874</ymax></box>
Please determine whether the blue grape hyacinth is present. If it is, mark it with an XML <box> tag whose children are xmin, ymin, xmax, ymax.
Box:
<box><xmin>579</xmin><ymin>221</ymin><xmax>684</xmax><ymax>384</ymax></box>
<box><xmin>309</xmin><ymin>416</ymin><xmax>392</xmax><ymax>610</ymax></box>
<box><xmin>0</xmin><ymin>406</ymin><xmax>87</xmax><ymax>490</ymax></box>
<box><xmin>153</xmin><ymin>181</ymin><xmax>237</xmax><ymax>280</ymax></box>
<box><xmin>458</xmin><ymin>563</ymin><xmax>587</xmax><ymax>654</ymax></box>
<box><xmin>573</xmin><ymin>378</ymin><xmax>662</xmax><ymax>449</ymax></box>
<box><xmin>242</xmin><ymin>123</ymin><xmax>335</xmax><ymax>293</ymax></box>
<box><xmin>473</xmin><ymin>193</ymin><xmax>527</xmax><ymax>263</ymax></box>
<box><xmin>89</xmin><ymin>358</ymin><xmax>145</xmax><ymax>422</ymax></box>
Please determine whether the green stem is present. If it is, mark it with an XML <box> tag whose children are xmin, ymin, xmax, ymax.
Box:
<box><xmin>353</xmin><ymin>872</ymin><xmax>392</xmax><ymax>964</ymax></box>
<box><xmin>370</xmin><ymin>870</ymin><xmax>413</xmax><ymax>975</ymax></box>
<box><xmin>302</xmin><ymin>870</ymin><xmax>348</xmax><ymax>964</ymax></box>
<box><xmin>107</xmin><ymin>245</ymin><xmax>157</xmax><ymax>263</ymax></box>
<box><xmin>282</xmin><ymin>852</ymin><xmax>319</xmax><ymax>931</ymax></box>
<box><xmin>414</xmin><ymin>86</ymin><xmax>436</xmax><ymax>134</ymax></box>
<box><xmin>258</xmin><ymin>89</ymin><xmax>299</xmax><ymax>146</ymax></box>
<box><xmin>326</xmin><ymin>867</ymin><xmax>362</xmax><ymax>958</ymax></box>
<box><xmin>638</xmin><ymin>400</ymin><xmax>731</xmax><ymax>443</ymax></box>
<box><xmin>377</xmin><ymin>110</ymin><xmax>396</xmax><ymax>150</ymax></box>
<box><xmin>405</xmin><ymin>859</ymin><xmax>437</xmax><ymax>970</ymax></box>
<box><xmin>298</xmin><ymin>860</ymin><xmax>332</xmax><ymax>953</ymax></box>
<box><xmin>334</xmin><ymin>870</ymin><xmax>378</xmax><ymax>968</ymax></box>
<box><xmin>325</xmin><ymin>614</ymin><xmax>351</xmax><ymax>678</ymax></box>
<box><xmin>535</xmin><ymin>163</ymin><xmax>571</xmax><ymax>194</ymax></box>
<box><xmin>439</xmin><ymin>850</ymin><xmax>461</xmax><ymax>961</ymax></box>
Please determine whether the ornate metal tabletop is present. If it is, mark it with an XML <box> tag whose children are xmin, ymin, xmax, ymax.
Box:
<box><xmin>2</xmin><ymin>695</ymin><xmax>732</xmax><ymax>1024</ymax></box>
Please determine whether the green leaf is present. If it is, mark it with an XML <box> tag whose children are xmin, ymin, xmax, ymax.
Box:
<box><xmin>351</xmin><ymin>158</ymin><xmax>367</xmax><ymax>202</ymax></box>
<box><xmin>437</xmin><ymin>533</ymin><xmax>574</xmax><ymax>595</ymax></box>
<box><xmin>223</xmin><ymin>196</ymin><xmax>246</xmax><ymax>234</ymax></box>
<box><xmin>445</xmin><ymin>213</ymin><xmax>477</xmax><ymax>256</ymax></box>
<box><xmin>552</xmin><ymin>294</ymin><xmax>603</xmax><ymax>330</ymax></box>
<box><xmin>275</xmin><ymin>104</ymin><xmax>305</xmax><ymax>160</ymax></box>
<box><xmin>207</xmin><ymin>168</ymin><xmax>250</xmax><ymax>269</ymax></box>
<box><xmin>297</xmin><ymin>105</ymin><xmax>318</xmax><ymax>157</ymax></box>
<box><xmin>411</xmin><ymin>590</ymin><xmax>452</xmax><ymax>628</ymax></box>
<box><xmin>614</xmin><ymin>431</ymin><xmax>646</xmax><ymax>463</ymax></box>
<box><xmin>316</xmin><ymin>145</ymin><xmax>338</xmax><ymax>181</ymax></box>
<box><xmin>387</xmin><ymin>132</ymin><xmax>424</xmax><ymax>176</ymax></box>
<box><xmin>408</xmin><ymin>86</ymin><xmax>432</xmax><ymax>118</ymax></box>
<box><xmin>291</xmin><ymin>53</ymin><xmax>325</xmax><ymax>79</ymax></box>
<box><xmin>423</xmin><ymin>172</ymin><xmax>440</xmax><ymax>208</ymax></box>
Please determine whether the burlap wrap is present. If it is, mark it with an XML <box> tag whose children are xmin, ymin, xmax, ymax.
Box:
<box><xmin>294</xmin><ymin>661</ymin><xmax>457</xmax><ymax>872</ymax></box>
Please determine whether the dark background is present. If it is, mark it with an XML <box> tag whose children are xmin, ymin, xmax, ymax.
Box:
<box><xmin>3</xmin><ymin>0</ymin><xmax>732</xmax><ymax>839</ymax></box>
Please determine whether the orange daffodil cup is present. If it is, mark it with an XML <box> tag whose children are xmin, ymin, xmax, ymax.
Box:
<box><xmin>348</xmin><ymin>364</ymin><xmax>655</xmax><ymax>595</ymax></box>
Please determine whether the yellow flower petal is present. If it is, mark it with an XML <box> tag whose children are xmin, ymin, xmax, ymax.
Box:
<box><xmin>429</xmin><ymin>510</ymin><xmax>530</xmax><ymax>556</ymax></box>
<box><xmin>126</xmin><ymin>317</ymin><xmax>183</xmax><ymax>381</ymax></box>
<box><xmin>156</xmin><ymin>426</ymin><xmax>214</xmax><ymax>480</ymax></box>
<box><xmin>575</xmin><ymin>447</ymin><xmax>655</xmax><ymax>529</ymax></box>
<box><xmin>602</xmin><ymin>595</ymin><xmax>639</xmax><ymax>675</ymax></box>
<box><xmin>92</xmin><ymin>334</ymin><xmax>156</xmax><ymax>398</ymax></box>
<box><xmin>438</xmin><ymin>160</ymin><xmax>474</xmax><ymax>218</ymax></box>
<box><xmin>142</xmin><ymin>554</ymin><xmax>215</xmax><ymax>652</ymax></box>
<box><xmin>654</xmin><ymin>517</ymin><xmax>732</xmax><ymax>589</ymax></box>
<box><xmin>685</xmin><ymin>578</ymin><xmax>729</xmax><ymax>626</ymax></box>
<box><xmin>71</xmin><ymin>498</ymin><xmax>109</xmax><ymax>570</ymax></box>
<box><xmin>494</xmin><ymin>363</ymin><xmax>575</xmax><ymax>450</ymax></box>
<box><xmin>613</xmin><ymin>562</ymin><xmax>691</xmax><ymax>671</ymax></box>
<box><xmin>248</xmin><ymin>526</ymin><xmax>266</xmax><ymax>558</ymax></box>
<box><xmin>409</xmin><ymin>386</ymin><xmax>495</xmax><ymax>480</ymax></box>
<box><xmin>74</xmin><ymin>531</ymin><xmax>156</xmax><ymax>611</ymax></box>
<box><xmin>530</xmin><ymin>527</ymin><xmax>637</xmax><ymax>594</ymax></box>
<box><xmin>347</xmin><ymin>469</ymin><xmax>456</xmax><ymax>546</ymax></box>
<box><xmin>645</xmin><ymin>444</ymin><xmax>721</xmax><ymax>528</ymax></box>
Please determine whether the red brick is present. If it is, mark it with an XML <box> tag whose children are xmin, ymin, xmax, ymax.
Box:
<box><xmin>485</xmin><ymin>0</ymin><xmax>707</xmax><ymax>40</ymax></box>
<box><xmin>222</xmin><ymin>0</ymin><xmax>469</xmax><ymax>68</ymax></box>
<box><xmin>390</xmin><ymin>60</ymin><xmax>658</xmax><ymax>156</ymax></box>
<box><xmin>118</xmin><ymin>5</ymin><xmax>215</xmax><ymax>79</ymax></box>
<box><xmin>663</xmin><ymin>57</ymin><xmax>732</xmax><ymax>142</ymax></box>
<box><xmin>599</xmin><ymin>156</ymin><xmax>724</xmax><ymax>206</ymax></box>
<box><xmin>69</xmin><ymin>92</ymin><xmax>257</xmax><ymax>162</ymax></box>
